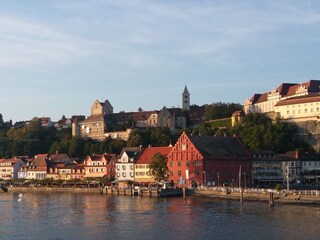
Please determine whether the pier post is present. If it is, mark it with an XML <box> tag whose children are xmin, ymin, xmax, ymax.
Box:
<box><xmin>240</xmin><ymin>188</ymin><xmax>243</xmax><ymax>204</ymax></box>
<box><xmin>183</xmin><ymin>187</ymin><xmax>186</xmax><ymax>199</ymax></box>
<box><xmin>269</xmin><ymin>192</ymin><xmax>274</xmax><ymax>206</ymax></box>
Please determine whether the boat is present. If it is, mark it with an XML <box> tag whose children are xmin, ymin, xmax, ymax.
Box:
<box><xmin>1</xmin><ymin>186</ymin><xmax>8</xmax><ymax>192</ymax></box>
<box><xmin>149</xmin><ymin>181</ymin><xmax>183</xmax><ymax>197</ymax></box>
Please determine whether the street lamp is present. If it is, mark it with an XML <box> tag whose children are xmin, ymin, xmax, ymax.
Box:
<box><xmin>202</xmin><ymin>171</ymin><xmax>206</xmax><ymax>186</ymax></box>
<box><xmin>217</xmin><ymin>172</ymin><xmax>220</xmax><ymax>186</ymax></box>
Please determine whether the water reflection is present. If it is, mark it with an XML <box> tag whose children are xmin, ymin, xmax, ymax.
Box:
<box><xmin>0</xmin><ymin>192</ymin><xmax>320</xmax><ymax>240</ymax></box>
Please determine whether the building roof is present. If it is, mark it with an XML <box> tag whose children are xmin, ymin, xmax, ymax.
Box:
<box><xmin>31</xmin><ymin>154</ymin><xmax>49</xmax><ymax>171</ymax></box>
<box><xmin>136</xmin><ymin>146</ymin><xmax>173</xmax><ymax>164</ymax></box>
<box><xmin>80</xmin><ymin>114</ymin><xmax>104</xmax><ymax>123</ymax></box>
<box><xmin>275</xmin><ymin>94</ymin><xmax>320</xmax><ymax>107</ymax></box>
<box><xmin>49</xmin><ymin>154</ymin><xmax>70</xmax><ymax>163</ymax></box>
<box><xmin>167</xmin><ymin>108</ymin><xmax>185</xmax><ymax>117</ymax></box>
<box><xmin>119</xmin><ymin>147</ymin><xmax>142</xmax><ymax>160</ymax></box>
<box><xmin>189</xmin><ymin>135</ymin><xmax>251</xmax><ymax>160</ymax></box>
<box><xmin>0</xmin><ymin>158</ymin><xmax>22</xmax><ymax>165</ymax></box>
<box><xmin>247</xmin><ymin>80</ymin><xmax>320</xmax><ymax>105</ymax></box>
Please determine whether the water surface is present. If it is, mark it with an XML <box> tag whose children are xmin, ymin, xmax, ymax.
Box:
<box><xmin>0</xmin><ymin>192</ymin><xmax>319</xmax><ymax>240</ymax></box>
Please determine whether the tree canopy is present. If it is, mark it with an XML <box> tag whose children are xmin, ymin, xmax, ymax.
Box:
<box><xmin>204</xmin><ymin>102</ymin><xmax>242</xmax><ymax>121</ymax></box>
<box><xmin>232</xmin><ymin>113</ymin><xmax>312</xmax><ymax>153</ymax></box>
<box><xmin>148</xmin><ymin>153</ymin><xmax>168</xmax><ymax>182</ymax></box>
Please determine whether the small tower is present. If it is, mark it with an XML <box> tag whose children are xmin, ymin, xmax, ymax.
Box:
<box><xmin>103</xmin><ymin>100</ymin><xmax>113</xmax><ymax>114</ymax></box>
<box><xmin>182</xmin><ymin>85</ymin><xmax>190</xmax><ymax>111</ymax></box>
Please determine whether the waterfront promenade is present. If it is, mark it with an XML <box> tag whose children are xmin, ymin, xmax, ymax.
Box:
<box><xmin>194</xmin><ymin>186</ymin><xmax>320</xmax><ymax>205</ymax></box>
<box><xmin>3</xmin><ymin>185</ymin><xmax>320</xmax><ymax>205</ymax></box>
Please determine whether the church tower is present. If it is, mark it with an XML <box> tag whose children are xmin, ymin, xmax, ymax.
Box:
<box><xmin>182</xmin><ymin>85</ymin><xmax>190</xmax><ymax>111</ymax></box>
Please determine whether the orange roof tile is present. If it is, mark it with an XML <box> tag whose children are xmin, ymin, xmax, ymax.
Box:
<box><xmin>136</xmin><ymin>146</ymin><xmax>173</xmax><ymax>164</ymax></box>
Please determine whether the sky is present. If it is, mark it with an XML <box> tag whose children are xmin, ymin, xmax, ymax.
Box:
<box><xmin>2</xmin><ymin>0</ymin><xmax>320</xmax><ymax>123</ymax></box>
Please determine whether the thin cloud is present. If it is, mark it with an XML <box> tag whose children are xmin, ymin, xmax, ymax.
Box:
<box><xmin>0</xmin><ymin>16</ymin><xmax>95</xmax><ymax>70</ymax></box>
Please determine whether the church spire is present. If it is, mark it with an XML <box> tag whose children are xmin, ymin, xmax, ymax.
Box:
<box><xmin>182</xmin><ymin>85</ymin><xmax>190</xmax><ymax>111</ymax></box>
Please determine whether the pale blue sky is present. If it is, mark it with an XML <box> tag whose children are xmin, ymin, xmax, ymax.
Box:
<box><xmin>1</xmin><ymin>1</ymin><xmax>320</xmax><ymax>122</ymax></box>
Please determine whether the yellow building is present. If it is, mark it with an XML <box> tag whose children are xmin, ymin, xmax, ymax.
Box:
<box><xmin>134</xmin><ymin>146</ymin><xmax>172</xmax><ymax>183</ymax></box>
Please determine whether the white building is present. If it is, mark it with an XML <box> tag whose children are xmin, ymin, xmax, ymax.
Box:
<box><xmin>274</xmin><ymin>94</ymin><xmax>320</xmax><ymax>122</ymax></box>
<box><xmin>244</xmin><ymin>80</ymin><xmax>320</xmax><ymax>122</ymax></box>
<box><xmin>115</xmin><ymin>147</ymin><xmax>142</xmax><ymax>182</ymax></box>
<box><xmin>0</xmin><ymin>158</ymin><xmax>25</xmax><ymax>179</ymax></box>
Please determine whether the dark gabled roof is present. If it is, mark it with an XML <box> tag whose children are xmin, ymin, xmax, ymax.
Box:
<box><xmin>189</xmin><ymin>136</ymin><xmax>250</xmax><ymax>159</ymax></box>
<box><xmin>49</xmin><ymin>154</ymin><xmax>70</xmax><ymax>163</ymax></box>
<box><xmin>276</xmin><ymin>83</ymin><xmax>298</xmax><ymax>96</ymax></box>
<box><xmin>254</xmin><ymin>92</ymin><xmax>268</xmax><ymax>104</ymax></box>
<box><xmin>129</xmin><ymin>111</ymin><xmax>158</xmax><ymax>121</ymax></box>
<box><xmin>119</xmin><ymin>147</ymin><xmax>142</xmax><ymax>159</ymax></box>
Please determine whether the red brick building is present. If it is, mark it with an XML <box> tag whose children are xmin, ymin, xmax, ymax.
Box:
<box><xmin>167</xmin><ymin>132</ymin><xmax>253</xmax><ymax>187</ymax></box>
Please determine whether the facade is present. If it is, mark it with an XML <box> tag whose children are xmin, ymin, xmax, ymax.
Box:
<box><xmin>158</xmin><ymin>107</ymin><xmax>187</xmax><ymax>130</ymax></box>
<box><xmin>252</xmin><ymin>151</ymin><xmax>283</xmax><ymax>187</ymax></box>
<box><xmin>231</xmin><ymin>110</ymin><xmax>245</xmax><ymax>127</ymax></box>
<box><xmin>104</xmin><ymin>129</ymin><xmax>132</xmax><ymax>141</ymax></box>
<box><xmin>116</xmin><ymin>147</ymin><xmax>142</xmax><ymax>182</ymax></box>
<box><xmin>0</xmin><ymin>158</ymin><xmax>25</xmax><ymax>179</ymax></box>
<box><xmin>274</xmin><ymin>94</ymin><xmax>320</xmax><ymax>122</ymax></box>
<box><xmin>78</xmin><ymin>114</ymin><xmax>105</xmax><ymax>140</ymax></box>
<box><xmin>244</xmin><ymin>80</ymin><xmax>320</xmax><ymax>122</ymax></box>
<box><xmin>40</xmin><ymin>117</ymin><xmax>53</xmax><ymax>127</ymax></box>
<box><xmin>300</xmin><ymin>153</ymin><xmax>320</xmax><ymax>185</ymax></box>
<box><xmin>83</xmin><ymin>154</ymin><xmax>115</xmax><ymax>179</ymax></box>
<box><xmin>25</xmin><ymin>154</ymin><xmax>49</xmax><ymax>179</ymax></box>
<box><xmin>167</xmin><ymin>132</ymin><xmax>253</xmax><ymax>187</ymax></box>
<box><xmin>281</xmin><ymin>151</ymin><xmax>320</xmax><ymax>185</ymax></box>
<box><xmin>74</xmin><ymin>99</ymin><xmax>113</xmax><ymax>140</ymax></box>
<box><xmin>135</xmin><ymin>146</ymin><xmax>173</xmax><ymax>183</ymax></box>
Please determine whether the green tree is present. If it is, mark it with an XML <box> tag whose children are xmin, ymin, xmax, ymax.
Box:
<box><xmin>0</xmin><ymin>113</ymin><xmax>4</xmax><ymax>128</ymax></box>
<box><xmin>232</xmin><ymin>113</ymin><xmax>311</xmax><ymax>153</ymax></box>
<box><xmin>204</xmin><ymin>102</ymin><xmax>242</xmax><ymax>121</ymax></box>
<box><xmin>149</xmin><ymin>153</ymin><xmax>168</xmax><ymax>182</ymax></box>
<box><xmin>68</xmin><ymin>137</ymin><xmax>85</xmax><ymax>158</ymax></box>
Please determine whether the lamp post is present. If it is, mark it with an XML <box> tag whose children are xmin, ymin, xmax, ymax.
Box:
<box><xmin>202</xmin><ymin>171</ymin><xmax>206</xmax><ymax>186</ymax></box>
<box><xmin>217</xmin><ymin>172</ymin><xmax>220</xmax><ymax>186</ymax></box>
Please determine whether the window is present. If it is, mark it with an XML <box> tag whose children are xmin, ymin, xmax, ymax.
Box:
<box><xmin>169</xmin><ymin>161</ymin><xmax>173</xmax><ymax>167</ymax></box>
<box><xmin>178</xmin><ymin>161</ymin><xmax>181</xmax><ymax>167</ymax></box>
<box><xmin>178</xmin><ymin>171</ymin><xmax>181</xmax><ymax>177</ymax></box>
<box><xmin>170</xmin><ymin>171</ymin><xmax>173</xmax><ymax>176</ymax></box>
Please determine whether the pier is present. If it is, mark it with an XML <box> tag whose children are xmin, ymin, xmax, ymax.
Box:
<box><xmin>194</xmin><ymin>187</ymin><xmax>320</xmax><ymax>205</ymax></box>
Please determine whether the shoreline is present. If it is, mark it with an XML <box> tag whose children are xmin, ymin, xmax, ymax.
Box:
<box><xmin>4</xmin><ymin>186</ymin><xmax>320</xmax><ymax>206</ymax></box>
<box><xmin>193</xmin><ymin>189</ymin><xmax>320</xmax><ymax>206</ymax></box>
<box><xmin>4</xmin><ymin>186</ymin><xmax>102</xmax><ymax>194</ymax></box>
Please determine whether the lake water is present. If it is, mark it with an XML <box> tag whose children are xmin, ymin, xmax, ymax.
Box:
<box><xmin>0</xmin><ymin>191</ymin><xmax>319</xmax><ymax>240</ymax></box>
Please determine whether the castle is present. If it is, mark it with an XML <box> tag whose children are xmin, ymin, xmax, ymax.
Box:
<box><xmin>244</xmin><ymin>79</ymin><xmax>320</xmax><ymax>122</ymax></box>
<box><xmin>72</xmin><ymin>86</ymin><xmax>192</xmax><ymax>141</ymax></box>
